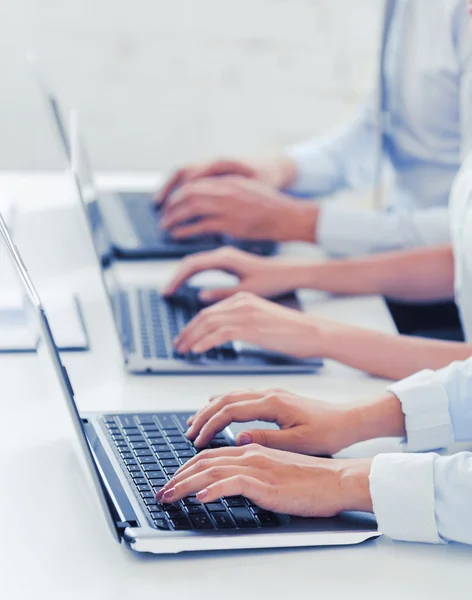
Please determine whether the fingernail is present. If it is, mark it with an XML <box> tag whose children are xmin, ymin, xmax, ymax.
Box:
<box><xmin>155</xmin><ymin>488</ymin><xmax>165</xmax><ymax>501</ymax></box>
<box><xmin>163</xmin><ymin>488</ymin><xmax>175</xmax><ymax>501</ymax></box>
<box><xmin>199</xmin><ymin>291</ymin><xmax>213</xmax><ymax>302</ymax></box>
<box><xmin>238</xmin><ymin>432</ymin><xmax>253</xmax><ymax>446</ymax></box>
<box><xmin>185</xmin><ymin>427</ymin><xmax>195</xmax><ymax>439</ymax></box>
<box><xmin>187</xmin><ymin>416</ymin><xmax>194</xmax><ymax>426</ymax></box>
<box><xmin>197</xmin><ymin>489</ymin><xmax>209</xmax><ymax>501</ymax></box>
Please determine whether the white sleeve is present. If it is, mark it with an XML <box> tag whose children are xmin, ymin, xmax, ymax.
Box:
<box><xmin>284</xmin><ymin>96</ymin><xmax>379</xmax><ymax>198</ymax></box>
<box><xmin>317</xmin><ymin>205</ymin><xmax>451</xmax><ymax>257</ymax></box>
<box><xmin>370</xmin><ymin>452</ymin><xmax>472</xmax><ymax>545</ymax></box>
<box><xmin>369</xmin><ymin>356</ymin><xmax>472</xmax><ymax>545</ymax></box>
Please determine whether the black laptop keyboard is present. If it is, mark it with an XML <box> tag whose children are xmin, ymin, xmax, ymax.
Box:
<box><xmin>103</xmin><ymin>412</ymin><xmax>281</xmax><ymax>531</ymax></box>
<box><xmin>117</xmin><ymin>286</ymin><xmax>238</xmax><ymax>362</ymax></box>
<box><xmin>121</xmin><ymin>193</ymin><xmax>221</xmax><ymax>247</ymax></box>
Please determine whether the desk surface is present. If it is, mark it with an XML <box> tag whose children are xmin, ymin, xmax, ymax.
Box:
<box><xmin>0</xmin><ymin>172</ymin><xmax>470</xmax><ymax>600</ymax></box>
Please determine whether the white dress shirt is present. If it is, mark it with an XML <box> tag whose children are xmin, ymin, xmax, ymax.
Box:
<box><xmin>368</xmin><ymin>154</ymin><xmax>472</xmax><ymax>544</ymax></box>
<box><xmin>286</xmin><ymin>0</ymin><xmax>472</xmax><ymax>256</ymax></box>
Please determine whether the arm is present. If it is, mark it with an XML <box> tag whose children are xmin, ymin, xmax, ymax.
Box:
<box><xmin>285</xmin><ymin>95</ymin><xmax>380</xmax><ymax>197</ymax></box>
<box><xmin>369</xmin><ymin>357</ymin><xmax>472</xmax><ymax>544</ymax></box>
<box><xmin>164</xmin><ymin>245</ymin><xmax>454</xmax><ymax>304</ymax></box>
<box><xmin>295</xmin><ymin>244</ymin><xmax>455</xmax><ymax>302</ymax></box>
<box><xmin>315</xmin><ymin>205</ymin><xmax>452</xmax><ymax>256</ymax></box>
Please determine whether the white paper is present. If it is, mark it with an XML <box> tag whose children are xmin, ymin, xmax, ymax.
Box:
<box><xmin>0</xmin><ymin>291</ymin><xmax>87</xmax><ymax>351</ymax></box>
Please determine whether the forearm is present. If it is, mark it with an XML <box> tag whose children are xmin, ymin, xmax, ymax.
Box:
<box><xmin>319</xmin><ymin>323</ymin><xmax>472</xmax><ymax>380</ymax></box>
<box><xmin>285</xmin><ymin>245</ymin><xmax>454</xmax><ymax>302</ymax></box>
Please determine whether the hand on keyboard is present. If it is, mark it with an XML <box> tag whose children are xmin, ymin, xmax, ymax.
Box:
<box><xmin>163</xmin><ymin>247</ymin><xmax>303</xmax><ymax>303</ymax></box>
<box><xmin>172</xmin><ymin>291</ymin><xmax>329</xmax><ymax>358</ymax></box>
<box><xmin>156</xmin><ymin>445</ymin><xmax>374</xmax><ymax>518</ymax></box>
<box><xmin>184</xmin><ymin>388</ymin><xmax>357</xmax><ymax>455</ymax></box>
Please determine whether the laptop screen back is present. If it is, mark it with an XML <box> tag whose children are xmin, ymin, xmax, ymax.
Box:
<box><xmin>0</xmin><ymin>212</ymin><xmax>121</xmax><ymax>542</ymax></box>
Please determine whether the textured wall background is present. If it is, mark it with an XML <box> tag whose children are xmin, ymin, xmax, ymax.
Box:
<box><xmin>0</xmin><ymin>0</ymin><xmax>381</xmax><ymax>171</ymax></box>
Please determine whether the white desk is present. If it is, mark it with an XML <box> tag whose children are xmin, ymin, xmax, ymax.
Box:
<box><xmin>0</xmin><ymin>172</ymin><xmax>470</xmax><ymax>600</ymax></box>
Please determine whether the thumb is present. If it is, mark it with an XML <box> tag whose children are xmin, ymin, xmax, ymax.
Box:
<box><xmin>199</xmin><ymin>286</ymin><xmax>244</xmax><ymax>303</ymax></box>
<box><xmin>236</xmin><ymin>428</ymin><xmax>294</xmax><ymax>450</ymax></box>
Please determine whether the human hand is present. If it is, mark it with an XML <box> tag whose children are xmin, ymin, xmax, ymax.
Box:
<box><xmin>173</xmin><ymin>291</ymin><xmax>330</xmax><ymax>357</ymax></box>
<box><xmin>163</xmin><ymin>247</ymin><xmax>309</xmax><ymax>302</ymax></box>
<box><xmin>156</xmin><ymin>155</ymin><xmax>296</xmax><ymax>205</ymax></box>
<box><xmin>159</xmin><ymin>176</ymin><xmax>319</xmax><ymax>242</ymax></box>
<box><xmin>184</xmin><ymin>388</ymin><xmax>358</xmax><ymax>455</ymax></box>
<box><xmin>156</xmin><ymin>445</ymin><xmax>373</xmax><ymax>518</ymax></box>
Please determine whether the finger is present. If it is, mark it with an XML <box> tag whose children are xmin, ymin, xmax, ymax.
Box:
<box><xmin>184</xmin><ymin>160</ymin><xmax>256</xmax><ymax>182</ymax></box>
<box><xmin>174</xmin><ymin>306</ymin><xmax>240</xmax><ymax>352</ymax></box>
<box><xmin>162</xmin><ymin>251</ymin><xmax>230</xmax><ymax>296</ymax></box>
<box><xmin>186</xmin><ymin>389</ymin><xmax>257</xmax><ymax>426</ymax></box>
<box><xmin>193</xmin><ymin>399</ymin><xmax>279</xmax><ymax>448</ymax></box>
<box><xmin>157</xmin><ymin>466</ymin><xmax>251</xmax><ymax>503</ymax></box>
<box><xmin>199</xmin><ymin>286</ymin><xmax>245</xmax><ymax>303</ymax></box>
<box><xmin>161</xmin><ymin>197</ymin><xmax>220</xmax><ymax>231</ymax></box>
<box><xmin>172</xmin><ymin>446</ymin><xmax>248</xmax><ymax>478</ymax></box>
<box><xmin>164</xmin><ymin>178</ymin><xmax>230</xmax><ymax>212</ymax></box>
<box><xmin>170</xmin><ymin>218</ymin><xmax>229</xmax><ymax>240</ymax></box>
<box><xmin>186</xmin><ymin>326</ymin><xmax>239</xmax><ymax>355</ymax></box>
<box><xmin>235</xmin><ymin>428</ymin><xmax>297</xmax><ymax>451</ymax></box>
<box><xmin>186</xmin><ymin>391</ymin><xmax>267</xmax><ymax>441</ymax></box>
<box><xmin>157</xmin><ymin>455</ymin><xmax>250</xmax><ymax>497</ymax></box>
<box><xmin>197</xmin><ymin>475</ymin><xmax>270</xmax><ymax>506</ymax></box>
<box><xmin>155</xmin><ymin>169</ymin><xmax>188</xmax><ymax>204</ymax></box>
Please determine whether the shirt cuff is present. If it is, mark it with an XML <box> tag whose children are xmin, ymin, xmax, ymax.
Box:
<box><xmin>370</xmin><ymin>453</ymin><xmax>444</xmax><ymax>544</ymax></box>
<box><xmin>387</xmin><ymin>370</ymin><xmax>455</xmax><ymax>452</ymax></box>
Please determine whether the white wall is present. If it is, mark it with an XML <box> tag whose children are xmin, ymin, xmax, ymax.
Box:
<box><xmin>0</xmin><ymin>0</ymin><xmax>381</xmax><ymax>171</ymax></box>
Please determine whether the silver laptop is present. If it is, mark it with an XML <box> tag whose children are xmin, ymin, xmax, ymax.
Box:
<box><xmin>69</xmin><ymin>111</ymin><xmax>322</xmax><ymax>374</ymax></box>
<box><xmin>0</xmin><ymin>213</ymin><xmax>379</xmax><ymax>553</ymax></box>
<box><xmin>30</xmin><ymin>56</ymin><xmax>277</xmax><ymax>260</ymax></box>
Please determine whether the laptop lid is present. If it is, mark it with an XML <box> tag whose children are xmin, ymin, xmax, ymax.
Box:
<box><xmin>68</xmin><ymin>110</ymin><xmax>128</xmax><ymax>357</ymax></box>
<box><xmin>0</xmin><ymin>210</ymin><xmax>121</xmax><ymax>543</ymax></box>
<box><xmin>28</xmin><ymin>54</ymin><xmax>71</xmax><ymax>161</ymax></box>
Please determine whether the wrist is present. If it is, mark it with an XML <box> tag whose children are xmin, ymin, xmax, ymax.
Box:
<box><xmin>338</xmin><ymin>459</ymin><xmax>374</xmax><ymax>513</ymax></box>
<box><xmin>261</xmin><ymin>155</ymin><xmax>297</xmax><ymax>189</ymax></box>
<box><xmin>348</xmin><ymin>393</ymin><xmax>406</xmax><ymax>444</ymax></box>
<box><xmin>278</xmin><ymin>201</ymin><xmax>320</xmax><ymax>243</ymax></box>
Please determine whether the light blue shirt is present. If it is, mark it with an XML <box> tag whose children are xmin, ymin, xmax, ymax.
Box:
<box><xmin>286</xmin><ymin>0</ymin><xmax>472</xmax><ymax>256</ymax></box>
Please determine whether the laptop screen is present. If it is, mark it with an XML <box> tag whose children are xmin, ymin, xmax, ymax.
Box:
<box><xmin>0</xmin><ymin>212</ymin><xmax>121</xmax><ymax>542</ymax></box>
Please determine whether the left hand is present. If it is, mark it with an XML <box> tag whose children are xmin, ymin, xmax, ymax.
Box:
<box><xmin>160</xmin><ymin>175</ymin><xmax>319</xmax><ymax>242</ymax></box>
<box><xmin>173</xmin><ymin>291</ymin><xmax>330</xmax><ymax>357</ymax></box>
<box><xmin>156</xmin><ymin>445</ymin><xmax>373</xmax><ymax>518</ymax></box>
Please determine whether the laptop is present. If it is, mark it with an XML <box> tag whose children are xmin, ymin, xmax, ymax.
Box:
<box><xmin>69</xmin><ymin>111</ymin><xmax>322</xmax><ymax>374</ymax></box>
<box><xmin>31</xmin><ymin>57</ymin><xmax>277</xmax><ymax>260</ymax></box>
<box><xmin>0</xmin><ymin>215</ymin><xmax>379</xmax><ymax>553</ymax></box>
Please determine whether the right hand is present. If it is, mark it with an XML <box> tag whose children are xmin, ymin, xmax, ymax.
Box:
<box><xmin>185</xmin><ymin>388</ymin><xmax>359</xmax><ymax>456</ymax></box>
<box><xmin>163</xmin><ymin>247</ymin><xmax>307</xmax><ymax>302</ymax></box>
<box><xmin>156</xmin><ymin>156</ymin><xmax>296</xmax><ymax>204</ymax></box>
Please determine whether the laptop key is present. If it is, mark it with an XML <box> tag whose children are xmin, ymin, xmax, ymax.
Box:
<box><xmin>142</xmin><ymin>463</ymin><xmax>161</xmax><ymax>471</ymax></box>
<box><xmin>149</xmin><ymin>477</ymin><xmax>167</xmax><ymax>487</ymax></box>
<box><xmin>172</xmin><ymin>442</ymin><xmax>192</xmax><ymax>451</ymax></box>
<box><xmin>164</xmin><ymin>466</ymin><xmax>179</xmax><ymax>475</ymax></box>
<box><xmin>133</xmin><ymin>477</ymin><xmax>148</xmax><ymax>485</ymax></box>
<box><xmin>183</xmin><ymin>496</ymin><xmax>200</xmax><ymax>506</ymax></box>
<box><xmin>129</xmin><ymin>441</ymin><xmax>149</xmax><ymax>449</ymax></box>
<box><xmin>186</xmin><ymin>505</ymin><xmax>206</xmax><ymax>515</ymax></box>
<box><xmin>119</xmin><ymin>452</ymin><xmax>134</xmax><ymax>460</ymax></box>
<box><xmin>144</xmin><ymin>497</ymin><xmax>159</xmax><ymax>506</ymax></box>
<box><xmin>123</xmin><ymin>427</ymin><xmax>140</xmax><ymax>435</ymax></box>
<box><xmin>225</xmin><ymin>497</ymin><xmax>246</xmax><ymax>508</ymax></box>
<box><xmin>138</xmin><ymin>415</ymin><xmax>157</xmax><ymax>424</ymax></box>
<box><xmin>190</xmin><ymin>514</ymin><xmax>214</xmax><ymax>530</ymax></box>
<box><xmin>212</xmin><ymin>512</ymin><xmax>237</xmax><ymax>529</ymax></box>
<box><xmin>146</xmin><ymin>470</ymin><xmax>165</xmax><ymax>479</ymax></box>
<box><xmin>206</xmin><ymin>502</ymin><xmax>227</xmax><ymax>512</ymax></box>
<box><xmin>176</xmin><ymin>449</ymin><xmax>195</xmax><ymax>459</ymax></box>
<box><xmin>160</xmin><ymin>458</ymin><xmax>179</xmax><ymax>468</ymax></box>
<box><xmin>170</xmin><ymin>517</ymin><xmax>192</xmax><ymax>530</ymax></box>
<box><xmin>156</xmin><ymin>451</ymin><xmax>175</xmax><ymax>460</ymax></box>
<box><xmin>124</xmin><ymin>459</ymin><xmax>138</xmax><ymax>466</ymax></box>
<box><xmin>153</xmin><ymin>519</ymin><xmax>170</xmax><ymax>530</ymax></box>
<box><xmin>137</xmin><ymin>484</ymin><xmax>151</xmax><ymax>492</ymax></box>
<box><xmin>151</xmin><ymin>444</ymin><xmax>170</xmax><ymax>453</ymax></box>
<box><xmin>139</xmin><ymin>457</ymin><xmax>160</xmax><ymax>465</ymax></box>
<box><xmin>135</xmin><ymin>449</ymin><xmax>154</xmax><ymax>457</ymax></box>
<box><xmin>230</xmin><ymin>507</ymin><xmax>258</xmax><ymax>528</ymax></box>
<box><xmin>141</xmin><ymin>491</ymin><xmax>155</xmax><ymax>499</ymax></box>
<box><xmin>127</xmin><ymin>465</ymin><xmax>141</xmax><ymax>473</ymax></box>
<box><xmin>257</xmin><ymin>513</ymin><xmax>280</xmax><ymax>527</ymax></box>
